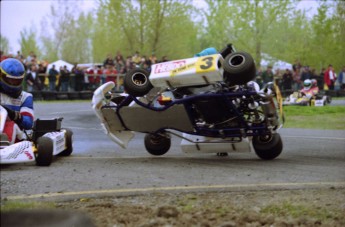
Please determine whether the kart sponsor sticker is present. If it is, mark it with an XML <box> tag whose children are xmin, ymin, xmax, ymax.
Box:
<box><xmin>24</xmin><ymin>151</ymin><xmax>34</xmax><ymax>160</ymax></box>
<box><xmin>56</xmin><ymin>137</ymin><xmax>66</xmax><ymax>151</ymax></box>
<box><xmin>169</xmin><ymin>54</ymin><xmax>219</xmax><ymax>76</ymax></box>
<box><xmin>4</xmin><ymin>141</ymin><xmax>31</xmax><ymax>160</ymax></box>
<box><xmin>154</xmin><ymin>60</ymin><xmax>186</xmax><ymax>74</ymax></box>
<box><xmin>314</xmin><ymin>100</ymin><xmax>324</xmax><ymax>106</ymax></box>
<box><xmin>170</xmin><ymin>62</ymin><xmax>196</xmax><ymax>76</ymax></box>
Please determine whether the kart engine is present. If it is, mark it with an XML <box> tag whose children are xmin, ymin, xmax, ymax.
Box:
<box><xmin>171</xmin><ymin>82</ymin><xmax>268</xmax><ymax>129</ymax></box>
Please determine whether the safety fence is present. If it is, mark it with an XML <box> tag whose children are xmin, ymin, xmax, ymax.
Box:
<box><xmin>28</xmin><ymin>74</ymin><xmax>345</xmax><ymax>100</ymax></box>
<box><xmin>26</xmin><ymin>73</ymin><xmax>125</xmax><ymax>100</ymax></box>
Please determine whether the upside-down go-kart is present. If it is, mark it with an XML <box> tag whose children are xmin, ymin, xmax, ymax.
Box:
<box><xmin>0</xmin><ymin>105</ymin><xmax>73</xmax><ymax>166</ymax></box>
<box><xmin>92</xmin><ymin>44</ymin><xmax>284</xmax><ymax>160</ymax></box>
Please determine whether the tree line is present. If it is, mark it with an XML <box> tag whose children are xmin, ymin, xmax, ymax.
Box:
<box><xmin>1</xmin><ymin>0</ymin><xmax>344</xmax><ymax>72</ymax></box>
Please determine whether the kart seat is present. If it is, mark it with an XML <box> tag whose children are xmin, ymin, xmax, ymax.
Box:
<box><xmin>32</xmin><ymin>118</ymin><xmax>62</xmax><ymax>143</ymax></box>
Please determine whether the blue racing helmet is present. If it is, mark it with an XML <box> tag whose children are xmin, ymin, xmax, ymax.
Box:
<box><xmin>0</xmin><ymin>58</ymin><xmax>25</xmax><ymax>96</ymax></box>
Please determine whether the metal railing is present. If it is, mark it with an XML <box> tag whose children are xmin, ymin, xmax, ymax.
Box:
<box><xmin>28</xmin><ymin>73</ymin><xmax>125</xmax><ymax>92</ymax></box>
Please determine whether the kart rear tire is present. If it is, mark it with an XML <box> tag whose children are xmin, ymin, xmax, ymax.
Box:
<box><xmin>144</xmin><ymin>133</ymin><xmax>171</xmax><ymax>156</ymax></box>
<box><xmin>124</xmin><ymin>69</ymin><xmax>153</xmax><ymax>97</ymax></box>
<box><xmin>253</xmin><ymin>133</ymin><xmax>283</xmax><ymax>160</ymax></box>
<box><xmin>223</xmin><ymin>51</ymin><xmax>256</xmax><ymax>85</ymax></box>
<box><xmin>35</xmin><ymin>137</ymin><xmax>54</xmax><ymax>166</ymax></box>
<box><xmin>57</xmin><ymin>128</ymin><xmax>73</xmax><ymax>156</ymax></box>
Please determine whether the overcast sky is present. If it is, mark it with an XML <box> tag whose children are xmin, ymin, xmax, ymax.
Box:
<box><xmin>1</xmin><ymin>0</ymin><xmax>97</xmax><ymax>53</ymax></box>
<box><xmin>1</xmin><ymin>0</ymin><xmax>319</xmax><ymax>54</ymax></box>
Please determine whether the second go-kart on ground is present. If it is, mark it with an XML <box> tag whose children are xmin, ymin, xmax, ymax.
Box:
<box><xmin>0</xmin><ymin>106</ymin><xmax>73</xmax><ymax>166</ymax></box>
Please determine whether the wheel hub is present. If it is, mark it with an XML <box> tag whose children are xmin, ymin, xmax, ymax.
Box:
<box><xmin>132</xmin><ymin>72</ymin><xmax>147</xmax><ymax>86</ymax></box>
<box><xmin>228</xmin><ymin>54</ymin><xmax>245</xmax><ymax>68</ymax></box>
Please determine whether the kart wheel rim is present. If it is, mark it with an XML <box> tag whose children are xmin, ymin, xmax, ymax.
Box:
<box><xmin>258</xmin><ymin>134</ymin><xmax>273</xmax><ymax>143</ymax></box>
<box><xmin>228</xmin><ymin>54</ymin><xmax>245</xmax><ymax>68</ymax></box>
<box><xmin>132</xmin><ymin>72</ymin><xmax>147</xmax><ymax>86</ymax></box>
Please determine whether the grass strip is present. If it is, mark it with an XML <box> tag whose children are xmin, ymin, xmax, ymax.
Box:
<box><xmin>283</xmin><ymin>106</ymin><xmax>345</xmax><ymax>130</ymax></box>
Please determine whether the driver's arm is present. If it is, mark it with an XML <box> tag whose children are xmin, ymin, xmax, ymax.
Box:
<box><xmin>3</xmin><ymin>96</ymin><xmax>34</xmax><ymax>130</ymax></box>
<box><xmin>19</xmin><ymin>96</ymin><xmax>34</xmax><ymax>130</ymax></box>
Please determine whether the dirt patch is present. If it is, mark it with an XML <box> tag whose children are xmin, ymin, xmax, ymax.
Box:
<box><xmin>56</xmin><ymin>188</ymin><xmax>345</xmax><ymax>227</ymax></box>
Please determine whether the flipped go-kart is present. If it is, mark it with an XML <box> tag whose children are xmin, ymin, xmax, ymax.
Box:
<box><xmin>92</xmin><ymin>44</ymin><xmax>284</xmax><ymax>160</ymax></box>
<box><xmin>0</xmin><ymin>106</ymin><xmax>73</xmax><ymax>166</ymax></box>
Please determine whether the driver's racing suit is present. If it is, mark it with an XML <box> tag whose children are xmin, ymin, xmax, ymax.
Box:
<box><xmin>300</xmin><ymin>86</ymin><xmax>319</xmax><ymax>99</ymax></box>
<box><xmin>1</xmin><ymin>90</ymin><xmax>34</xmax><ymax>143</ymax></box>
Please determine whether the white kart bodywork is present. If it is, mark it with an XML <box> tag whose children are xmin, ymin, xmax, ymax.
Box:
<box><xmin>180</xmin><ymin>134</ymin><xmax>251</xmax><ymax>153</ymax></box>
<box><xmin>150</xmin><ymin>54</ymin><xmax>224</xmax><ymax>88</ymax></box>
<box><xmin>92</xmin><ymin>82</ymin><xmax>134</xmax><ymax>149</ymax></box>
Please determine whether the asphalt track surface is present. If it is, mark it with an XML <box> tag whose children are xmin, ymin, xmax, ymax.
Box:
<box><xmin>1</xmin><ymin>101</ymin><xmax>345</xmax><ymax>201</ymax></box>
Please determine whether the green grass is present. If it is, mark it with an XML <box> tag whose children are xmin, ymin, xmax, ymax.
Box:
<box><xmin>1</xmin><ymin>201</ymin><xmax>56</xmax><ymax>212</ymax></box>
<box><xmin>261</xmin><ymin>201</ymin><xmax>340</xmax><ymax>221</ymax></box>
<box><xmin>283</xmin><ymin>106</ymin><xmax>345</xmax><ymax>130</ymax></box>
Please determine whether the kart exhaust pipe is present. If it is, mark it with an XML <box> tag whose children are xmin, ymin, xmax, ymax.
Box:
<box><xmin>259</xmin><ymin>83</ymin><xmax>279</xmax><ymax>127</ymax></box>
<box><xmin>260</xmin><ymin>98</ymin><xmax>278</xmax><ymax>127</ymax></box>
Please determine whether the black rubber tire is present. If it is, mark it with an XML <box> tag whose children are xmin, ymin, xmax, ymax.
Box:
<box><xmin>326</xmin><ymin>96</ymin><xmax>332</xmax><ymax>104</ymax></box>
<box><xmin>124</xmin><ymin>69</ymin><xmax>153</xmax><ymax>97</ymax></box>
<box><xmin>35</xmin><ymin>137</ymin><xmax>54</xmax><ymax>166</ymax></box>
<box><xmin>223</xmin><ymin>51</ymin><xmax>256</xmax><ymax>85</ymax></box>
<box><xmin>144</xmin><ymin>133</ymin><xmax>171</xmax><ymax>156</ymax></box>
<box><xmin>253</xmin><ymin>133</ymin><xmax>283</xmax><ymax>160</ymax></box>
<box><xmin>57</xmin><ymin>129</ymin><xmax>73</xmax><ymax>156</ymax></box>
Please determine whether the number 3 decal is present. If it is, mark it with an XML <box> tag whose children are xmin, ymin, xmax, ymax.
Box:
<box><xmin>196</xmin><ymin>55</ymin><xmax>216</xmax><ymax>73</ymax></box>
<box><xmin>200</xmin><ymin>57</ymin><xmax>213</xmax><ymax>70</ymax></box>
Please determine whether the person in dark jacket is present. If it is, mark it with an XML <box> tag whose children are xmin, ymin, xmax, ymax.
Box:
<box><xmin>59</xmin><ymin>65</ymin><xmax>70</xmax><ymax>92</ymax></box>
<box><xmin>281</xmin><ymin>69</ymin><xmax>293</xmax><ymax>90</ymax></box>
<box><xmin>25</xmin><ymin>64</ymin><xmax>43</xmax><ymax>92</ymax></box>
<box><xmin>74</xmin><ymin>66</ymin><xmax>85</xmax><ymax>92</ymax></box>
<box><xmin>48</xmin><ymin>64</ymin><xmax>58</xmax><ymax>91</ymax></box>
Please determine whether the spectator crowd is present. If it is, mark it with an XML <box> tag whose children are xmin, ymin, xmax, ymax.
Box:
<box><xmin>256</xmin><ymin>59</ymin><xmax>345</xmax><ymax>92</ymax></box>
<box><xmin>1</xmin><ymin>49</ymin><xmax>344</xmax><ymax>94</ymax></box>
<box><xmin>0</xmin><ymin>49</ymin><xmax>169</xmax><ymax>93</ymax></box>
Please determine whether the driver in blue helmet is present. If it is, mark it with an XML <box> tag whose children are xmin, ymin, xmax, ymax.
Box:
<box><xmin>1</xmin><ymin>58</ymin><xmax>34</xmax><ymax>143</ymax></box>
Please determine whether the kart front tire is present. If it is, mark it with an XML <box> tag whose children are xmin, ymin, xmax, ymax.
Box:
<box><xmin>223</xmin><ymin>51</ymin><xmax>256</xmax><ymax>85</ymax></box>
<box><xmin>124</xmin><ymin>69</ymin><xmax>153</xmax><ymax>97</ymax></box>
<box><xmin>35</xmin><ymin>137</ymin><xmax>54</xmax><ymax>166</ymax></box>
<box><xmin>144</xmin><ymin>133</ymin><xmax>171</xmax><ymax>156</ymax></box>
<box><xmin>58</xmin><ymin>128</ymin><xmax>73</xmax><ymax>156</ymax></box>
<box><xmin>253</xmin><ymin>133</ymin><xmax>283</xmax><ymax>160</ymax></box>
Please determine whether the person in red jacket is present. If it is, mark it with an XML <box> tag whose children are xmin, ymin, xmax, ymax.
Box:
<box><xmin>324</xmin><ymin>64</ymin><xmax>336</xmax><ymax>90</ymax></box>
